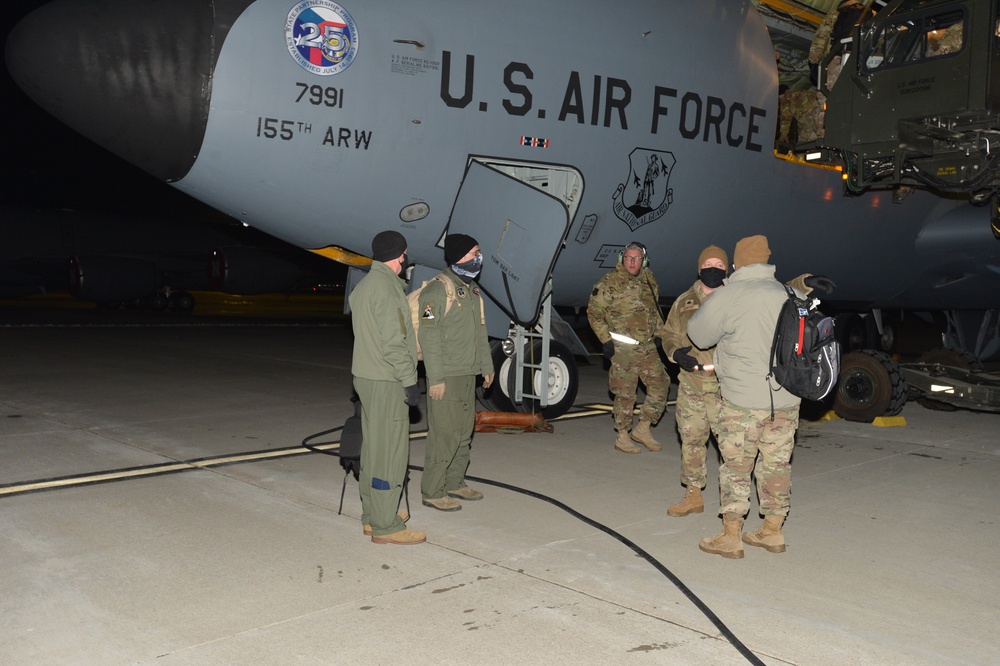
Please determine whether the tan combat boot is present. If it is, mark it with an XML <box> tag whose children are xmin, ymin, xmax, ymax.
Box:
<box><xmin>667</xmin><ymin>486</ymin><xmax>704</xmax><ymax>517</ymax></box>
<box><xmin>615</xmin><ymin>429</ymin><xmax>641</xmax><ymax>454</ymax></box>
<box><xmin>699</xmin><ymin>513</ymin><xmax>744</xmax><ymax>559</ymax></box>
<box><xmin>422</xmin><ymin>496</ymin><xmax>462</xmax><ymax>511</ymax></box>
<box><xmin>363</xmin><ymin>508</ymin><xmax>409</xmax><ymax>536</ymax></box>
<box><xmin>742</xmin><ymin>514</ymin><xmax>786</xmax><ymax>553</ymax></box>
<box><xmin>630</xmin><ymin>419</ymin><xmax>662</xmax><ymax>451</ymax></box>
<box><xmin>447</xmin><ymin>487</ymin><xmax>484</xmax><ymax>501</ymax></box>
<box><xmin>371</xmin><ymin>528</ymin><xmax>426</xmax><ymax>545</ymax></box>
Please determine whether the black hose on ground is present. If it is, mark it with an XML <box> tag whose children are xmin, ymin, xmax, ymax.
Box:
<box><xmin>301</xmin><ymin>426</ymin><xmax>764</xmax><ymax>666</ymax></box>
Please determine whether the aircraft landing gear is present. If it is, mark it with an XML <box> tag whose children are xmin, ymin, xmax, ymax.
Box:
<box><xmin>504</xmin><ymin>340</ymin><xmax>579</xmax><ymax>419</ymax></box>
<box><xmin>169</xmin><ymin>290</ymin><xmax>196</xmax><ymax>312</ymax></box>
<box><xmin>478</xmin><ymin>340</ymin><xmax>518</xmax><ymax>412</ymax></box>
<box><xmin>129</xmin><ymin>289</ymin><xmax>196</xmax><ymax>314</ymax></box>
<box><xmin>477</xmin><ymin>339</ymin><xmax>580</xmax><ymax>418</ymax></box>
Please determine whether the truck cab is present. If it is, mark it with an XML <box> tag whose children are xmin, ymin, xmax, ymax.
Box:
<box><xmin>817</xmin><ymin>0</ymin><xmax>1000</xmax><ymax>235</ymax></box>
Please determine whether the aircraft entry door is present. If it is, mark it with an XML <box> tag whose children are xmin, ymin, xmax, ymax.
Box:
<box><xmin>446</xmin><ymin>159</ymin><xmax>576</xmax><ymax>327</ymax></box>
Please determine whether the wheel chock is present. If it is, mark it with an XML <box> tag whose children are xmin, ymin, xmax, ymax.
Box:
<box><xmin>474</xmin><ymin>411</ymin><xmax>553</xmax><ymax>434</ymax></box>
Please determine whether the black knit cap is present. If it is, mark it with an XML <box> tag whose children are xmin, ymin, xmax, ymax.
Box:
<box><xmin>371</xmin><ymin>230</ymin><xmax>407</xmax><ymax>262</ymax></box>
<box><xmin>444</xmin><ymin>233</ymin><xmax>478</xmax><ymax>265</ymax></box>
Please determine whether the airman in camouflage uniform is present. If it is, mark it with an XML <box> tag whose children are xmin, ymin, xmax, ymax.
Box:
<box><xmin>929</xmin><ymin>20</ymin><xmax>964</xmax><ymax>56</ymax></box>
<box><xmin>808</xmin><ymin>3</ymin><xmax>845</xmax><ymax>67</ymax></box>
<box><xmin>661</xmin><ymin>245</ymin><xmax>728</xmax><ymax>517</ymax></box>
<box><xmin>778</xmin><ymin>88</ymin><xmax>825</xmax><ymax>145</ymax></box>
<box><xmin>587</xmin><ymin>242</ymin><xmax>668</xmax><ymax>454</ymax></box>
<box><xmin>809</xmin><ymin>0</ymin><xmax>863</xmax><ymax>91</ymax></box>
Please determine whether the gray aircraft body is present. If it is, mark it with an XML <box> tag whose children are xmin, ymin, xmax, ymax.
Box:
<box><xmin>7</xmin><ymin>0</ymin><xmax>1000</xmax><ymax>415</ymax></box>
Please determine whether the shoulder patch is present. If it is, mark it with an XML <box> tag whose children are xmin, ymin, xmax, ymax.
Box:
<box><xmin>422</xmin><ymin>304</ymin><xmax>435</xmax><ymax>319</ymax></box>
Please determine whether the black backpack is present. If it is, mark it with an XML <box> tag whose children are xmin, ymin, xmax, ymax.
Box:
<box><xmin>767</xmin><ymin>284</ymin><xmax>840</xmax><ymax>402</ymax></box>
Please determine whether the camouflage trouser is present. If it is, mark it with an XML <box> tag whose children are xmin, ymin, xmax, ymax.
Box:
<box><xmin>674</xmin><ymin>372</ymin><xmax>721</xmax><ymax>489</ymax></box>
<box><xmin>714</xmin><ymin>399</ymin><xmax>799</xmax><ymax>518</ymax></box>
<box><xmin>778</xmin><ymin>90</ymin><xmax>825</xmax><ymax>144</ymax></box>
<box><xmin>608</xmin><ymin>343</ymin><xmax>668</xmax><ymax>433</ymax></box>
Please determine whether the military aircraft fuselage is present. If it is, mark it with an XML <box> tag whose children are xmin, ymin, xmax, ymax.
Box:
<box><xmin>7</xmin><ymin>0</ymin><xmax>1000</xmax><ymax>312</ymax></box>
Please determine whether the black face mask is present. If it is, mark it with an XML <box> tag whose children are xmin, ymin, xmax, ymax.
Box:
<box><xmin>699</xmin><ymin>267</ymin><xmax>726</xmax><ymax>289</ymax></box>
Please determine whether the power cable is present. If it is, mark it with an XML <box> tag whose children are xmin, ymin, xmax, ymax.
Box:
<box><xmin>302</xmin><ymin>420</ymin><xmax>765</xmax><ymax>665</ymax></box>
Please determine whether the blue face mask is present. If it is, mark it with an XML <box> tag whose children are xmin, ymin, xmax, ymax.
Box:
<box><xmin>452</xmin><ymin>254</ymin><xmax>483</xmax><ymax>279</ymax></box>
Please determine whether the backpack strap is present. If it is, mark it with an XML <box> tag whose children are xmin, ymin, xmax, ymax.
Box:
<box><xmin>766</xmin><ymin>284</ymin><xmax>798</xmax><ymax>421</ymax></box>
<box><xmin>436</xmin><ymin>273</ymin><xmax>485</xmax><ymax>326</ymax></box>
<box><xmin>767</xmin><ymin>284</ymin><xmax>796</xmax><ymax>382</ymax></box>
<box><xmin>433</xmin><ymin>273</ymin><xmax>458</xmax><ymax>317</ymax></box>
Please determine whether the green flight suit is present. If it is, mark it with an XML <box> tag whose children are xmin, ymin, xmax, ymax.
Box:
<box><xmin>349</xmin><ymin>261</ymin><xmax>418</xmax><ymax>537</ymax></box>
<box><xmin>416</xmin><ymin>269</ymin><xmax>492</xmax><ymax>500</ymax></box>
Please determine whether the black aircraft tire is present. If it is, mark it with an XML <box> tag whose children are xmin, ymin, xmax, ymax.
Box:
<box><xmin>477</xmin><ymin>340</ymin><xmax>517</xmax><ymax>413</ymax></box>
<box><xmin>833</xmin><ymin>350</ymin><xmax>908</xmax><ymax>422</ymax></box>
<box><xmin>150</xmin><ymin>293</ymin><xmax>169</xmax><ymax>312</ymax></box>
<box><xmin>170</xmin><ymin>291</ymin><xmax>196</xmax><ymax>312</ymax></box>
<box><xmin>504</xmin><ymin>340</ymin><xmax>579</xmax><ymax>418</ymax></box>
<box><xmin>834</xmin><ymin>313</ymin><xmax>876</xmax><ymax>352</ymax></box>
<box><xmin>876</xmin><ymin>320</ymin><xmax>896</xmax><ymax>354</ymax></box>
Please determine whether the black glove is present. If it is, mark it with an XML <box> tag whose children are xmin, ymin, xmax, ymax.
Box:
<box><xmin>804</xmin><ymin>275</ymin><xmax>836</xmax><ymax>295</ymax></box>
<box><xmin>602</xmin><ymin>340</ymin><xmax>615</xmax><ymax>359</ymax></box>
<box><xmin>403</xmin><ymin>383</ymin><xmax>420</xmax><ymax>407</ymax></box>
<box><xmin>654</xmin><ymin>336</ymin><xmax>663</xmax><ymax>349</ymax></box>
<box><xmin>672</xmin><ymin>346</ymin><xmax>698</xmax><ymax>372</ymax></box>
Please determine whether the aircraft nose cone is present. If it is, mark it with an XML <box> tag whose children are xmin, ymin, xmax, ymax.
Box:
<box><xmin>6</xmin><ymin>0</ymin><xmax>237</xmax><ymax>183</ymax></box>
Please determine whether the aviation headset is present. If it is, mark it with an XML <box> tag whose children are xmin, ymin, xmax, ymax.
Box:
<box><xmin>617</xmin><ymin>242</ymin><xmax>649</xmax><ymax>268</ymax></box>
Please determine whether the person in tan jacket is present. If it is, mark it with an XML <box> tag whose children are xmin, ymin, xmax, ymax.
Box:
<box><xmin>686</xmin><ymin>235</ymin><xmax>834</xmax><ymax>559</ymax></box>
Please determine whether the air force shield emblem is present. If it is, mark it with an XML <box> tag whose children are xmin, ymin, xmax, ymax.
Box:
<box><xmin>612</xmin><ymin>148</ymin><xmax>676</xmax><ymax>231</ymax></box>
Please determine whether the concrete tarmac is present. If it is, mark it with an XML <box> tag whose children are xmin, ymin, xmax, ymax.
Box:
<box><xmin>1</xmin><ymin>316</ymin><xmax>998</xmax><ymax>665</ymax></box>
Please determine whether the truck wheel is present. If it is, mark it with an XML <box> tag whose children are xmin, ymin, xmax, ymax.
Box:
<box><xmin>833</xmin><ymin>350</ymin><xmax>908</xmax><ymax>422</ymax></box>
